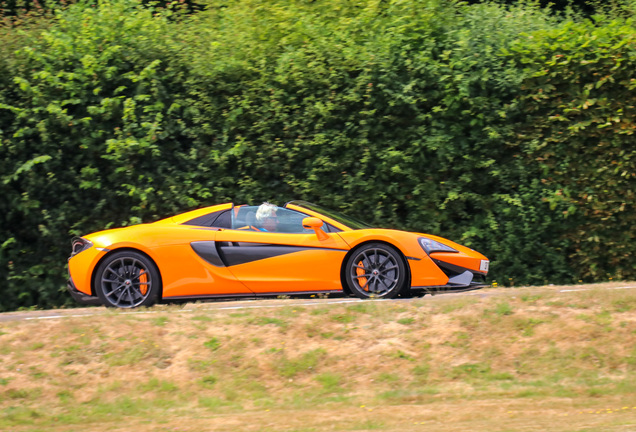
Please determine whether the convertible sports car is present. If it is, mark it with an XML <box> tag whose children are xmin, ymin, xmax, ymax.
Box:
<box><xmin>67</xmin><ymin>201</ymin><xmax>489</xmax><ymax>308</ymax></box>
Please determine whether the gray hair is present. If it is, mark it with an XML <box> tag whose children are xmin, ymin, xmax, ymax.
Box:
<box><xmin>255</xmin><ymin>202</ymin><xmax>277</xmax><ymax>221</ymax></box>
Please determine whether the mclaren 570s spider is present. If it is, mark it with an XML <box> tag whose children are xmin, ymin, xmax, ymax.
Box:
<box><xmin>67</xmin><ymin>201</ymin><xmax>489</xmax><ymax>308</ymax></box>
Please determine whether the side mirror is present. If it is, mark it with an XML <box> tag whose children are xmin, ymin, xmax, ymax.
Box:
<box><xmin>302</xmin><ymin>217</ymin><xmax>329</xmax><ymax>241</ymax></box>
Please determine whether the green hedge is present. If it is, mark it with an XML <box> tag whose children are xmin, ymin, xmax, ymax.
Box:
<box><xmin>508</xmin><ymin>14</ymin><xmax>636</xmax><ymax>280</ymax></box>
<box><xmin>0</xmin><ymin>0</ymin><xmax>634</xmax><ymax>311</ymax></box>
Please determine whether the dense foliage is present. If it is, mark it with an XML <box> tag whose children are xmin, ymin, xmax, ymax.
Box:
<box><xmin>0</xmin><ymin>0</ymin><xmax>634</xmax><ymax>311</ymax></box>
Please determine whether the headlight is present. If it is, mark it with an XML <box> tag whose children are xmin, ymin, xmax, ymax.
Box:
<box><xmin>418</xmin><ymin>237</ymin><xmax>458</xmax><ymax>254</ymax></box>
<box><xmin>71</xmin><ymin>237</ymin><xmax>93</xmax><ymax>257</ymax></box>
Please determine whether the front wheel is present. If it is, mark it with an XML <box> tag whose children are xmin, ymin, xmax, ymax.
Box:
<box><xmin>94</xmin><ymin>251</ymin><xmax>161</xmax><ymax>308</ymax></box>
<box><xmin>344</xmin><ymin>243</ymin><xmax>408</xmax><ymax>299</ymax></box>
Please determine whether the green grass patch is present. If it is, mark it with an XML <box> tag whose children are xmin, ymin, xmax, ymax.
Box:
<box><xmin>514</xmin><ymin>317</ymin><xmax>546</xmax><ymax>337</ymax></box>
<box><xmin>249</xmin><ymin>316</ymin><xmax>288</xmax><ymax>328</ymax></box>
<box><xmin>203</xmin><ymin>337</ymin><xmax>221</xmax><ymax>351</ymax></box>
<box><xmin>277</xmin><ymin>306</ymin><xmax>306</xmax><ymax>317</ymax></box>
<box><xmin>390</xmin><ymin>350</ymin><xmax>415</xmax><ymax>361</ymax></box>
<box><xmin>276</xmin><ymin>348</ymin><xmax>327</xmax><ymax>378</ymax></box>
<box><xmin>346</xmin><ymin>303</ymin><xmax>375</xmax><ymax>314</ymax></box>
<box><xmin>349</xmin><ymin>419</ymin><xmax>385</xmax><ymax>430</ymax></box>
<box><xmin>151</xmin><ymin>316</ymin><xmax>169</xmax><ymax>326</ymax></box>
<box><xmin>315</xmin><ymin>372</ymin><xmax>345</xmax><ymax>393</ymax></box>
<box><xmin>437</xmin><ymin>298</ymin><xmax>479</xmax><ymax>314</ymax></box>
<box><xmin>494</xmin><ymin>301</ymin><xmax>514</xmax><ymax>316</ymax></box>
<box><xmin>520</xmin><ymin>294</ymin><xmax>544</xmax><ymax>303</ymax></box>
<box><xmin>191</xmin><ymin>315</ymin><xmax>213</xmax><ymax>322</ymax></box>
<box><xmin>0</xmin><ymin>405</ymin><xmax>44</xmax><ymax>424</ymax></box>
<box><xmin>199</xmin><ymin>375</ymin><xmax>217</xmax><ymax>388</ymax></box>
<box><xmin>412</xmin><ymin>362</ymin><xmax>431</xmax><ymax>379</ymax></box>
<box><xmin>138</xmin><ymin>378</ymin><xmax>178</xmax><ymax>393</ymax></box>
<box><xmin>330</xmin><ymin>313</ymin><xmax>356</xmax><ymax>324</ymax></box>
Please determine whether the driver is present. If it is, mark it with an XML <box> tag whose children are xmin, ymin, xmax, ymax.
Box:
<box><xmin>255</xmin><ymin>202</ymin><xmax>278</xmax><ymax>232</ymax></box>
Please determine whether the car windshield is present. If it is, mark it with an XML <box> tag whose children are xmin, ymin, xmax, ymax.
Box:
<box><xmin>285</xmin><ymin>201</ymin><xmax>373</xmax><ymax>230</ymax></box>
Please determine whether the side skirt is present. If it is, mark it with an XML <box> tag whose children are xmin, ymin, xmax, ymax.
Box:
<box><xmin>162</xmin><ymin>289</ymin><xmax>344</xmax><ymax>302</ymax></box>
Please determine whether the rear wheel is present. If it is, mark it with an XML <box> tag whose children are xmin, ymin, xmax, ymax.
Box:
<box><xmin>94</xmin><ymin>251</ymin><xmax>160</xmax><ymax>308</ymax></box>
<box><xmin>344</xmin><ymin>243</ymin><xmax>407</xmax><ymax>299</ymax></box>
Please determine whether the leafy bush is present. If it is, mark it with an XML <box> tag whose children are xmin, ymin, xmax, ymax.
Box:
<box><xmin>0</xmin><ymin>0</ymin><xmax>195</xmax><ymax>309</ymax></box>
<box><xmin>507</xmin><ymin>11</ymin><xmax>636</xmax><ymax>281</ymax></box>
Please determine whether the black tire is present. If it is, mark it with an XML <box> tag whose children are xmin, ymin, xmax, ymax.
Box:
<box><xmin>344</xmin><ymin>243</ymin><xmax>408</xmax><ymax>299</ymax></box>
<box><xmin>94</xmin><ymin>251</ymin><xmax>161</xmax><ymax>308</ymax></box>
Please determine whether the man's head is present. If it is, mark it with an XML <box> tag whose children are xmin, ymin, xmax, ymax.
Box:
<box><xmin>255</xmin><ymin>202</ymin><xmax>278</xmax><ymax>231</ymax></box>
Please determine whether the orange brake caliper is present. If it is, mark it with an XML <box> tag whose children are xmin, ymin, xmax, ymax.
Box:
<box><xmin>139</xmin><ymin>272</ymin><xmax>148</xmax><ymax>295</ymax></box>
<box><xmin>356</xmin><ymin>261</ymin><xmax>368</xmax><ymax>290</ymax></box>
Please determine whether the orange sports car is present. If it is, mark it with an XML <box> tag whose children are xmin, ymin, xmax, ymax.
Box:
<box><xmin>67</xmin><ymin>201</ymin><xmax>489</xmax><ymax>308</ymax></box>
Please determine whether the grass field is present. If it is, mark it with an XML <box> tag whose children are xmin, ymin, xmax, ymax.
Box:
<box><xmin>1</xmin><ymin>283</ymin><xmax>636</xmax><ymax>431</ymax></box>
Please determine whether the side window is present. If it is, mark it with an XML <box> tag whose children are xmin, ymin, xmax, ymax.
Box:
<box><xmin>322</xmin><ymin>222</ymin><xmax>341</xmax><ymax>233</ymax></box>
<box><xmin>233</xmin><ymin>206</ymin><xmax>259</xmax><ymax>230</ymax></box>
<box><xmin>277</xmin><ymin>210</ymin><xmax>342</xmax><ymax>233</ymax></box>
<box><xmin>212</xmin><ymin>210</ymin><xmax>232</xmax><ymax>228</ymax></box>
<box><xmin>274</xmin><ymin>208</ymin><xmax>313</xmax><ymax>234</ymax></box>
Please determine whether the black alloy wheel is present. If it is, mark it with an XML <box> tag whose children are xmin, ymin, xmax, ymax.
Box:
<box><xmin>345</xmin><ymin>243</ymin><xmax>407</xmax><ymax>299</ymax></box>
<box><xmin>94</xmin><ymin>251</ymin><xmax>160</xmax><ymax>308</ymax></box>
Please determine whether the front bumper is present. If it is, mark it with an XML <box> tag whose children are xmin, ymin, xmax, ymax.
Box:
<box><xmin>433</xmin><ymin>258</ymin><xmax>488</xmax><ymax>286</ymax></box>
<box><xmin>411</xmin><ymin>257</ymin><xmax>488</xmax><ymax>293</ymax></box>
<box><xmin>67</xmin><ymin>277</ymin><xmax>102</xmax><ymax>306</ymax></box>
<box><xmin>411</xmin><ymin>284</ymin><xmax>487</xmax><ymax>296</ymax></box>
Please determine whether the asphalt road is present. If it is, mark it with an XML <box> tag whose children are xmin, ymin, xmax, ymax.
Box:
<box><xmin>1</xmin><ymin>282</ymin><xmax>635</xmax><ymax>323</ymax></box>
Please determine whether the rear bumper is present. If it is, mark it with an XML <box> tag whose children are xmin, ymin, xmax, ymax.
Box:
<box><xmin>67</xmin><ymin>278</ymin><xmax>101</xmax><ymax>306</ymax></box>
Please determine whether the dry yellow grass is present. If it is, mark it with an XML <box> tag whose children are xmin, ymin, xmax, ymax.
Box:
<box><xmin>1</xmin><ymin>283</ymin><xmax>636</xmax><ymax>431</ymax></box>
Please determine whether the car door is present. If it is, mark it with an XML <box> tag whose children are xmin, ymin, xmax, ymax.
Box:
<box><xmin>156</xmin><ymin>207</ymin><xmax>254</xmax><ymax>298</ymax></box>
<box><xmin>214</xmin><ymin>206</ymin><xmax>350</xmax><ymax>293</ymax></box>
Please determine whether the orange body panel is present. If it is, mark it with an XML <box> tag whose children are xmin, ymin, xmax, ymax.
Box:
<box><xmin>68</xmin><ymin>247</ymin><xmax>109</xmax><ymax>296</ymax></box>
<box><xmin>215</xmin><ymin>230</ymin><xmax>350</xmax><ymax>293</ymax></box>
<box><xmin>167</xmin><ymin>203</ymin><xmax>232</xmax><ymax>225</ymax></box>
<box><xmin>149</xmin><ymin>243</ymin><xmax>251</xmax><ymax>297</ymax></box>
<box><xmin>226</xmin><ymin>249</ymin><xmax>346</xmax><ymax>292</ymax></box>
